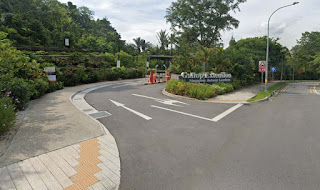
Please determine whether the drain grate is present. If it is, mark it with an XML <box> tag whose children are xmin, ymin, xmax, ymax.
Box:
<box><xmin>83</xmin><ymin>109</ymin><xmax>94</xmax><ymax>112</ymax></box>
<box><xmin>89</xmin><ymin>111</ymin><xmax>111</xmax><ymax>119</ymax></box>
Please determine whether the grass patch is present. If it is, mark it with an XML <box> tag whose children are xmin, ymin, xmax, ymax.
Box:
<box><xmin>248</xmin><ymin>82</ymin><xmax>288</xmax><ymax>102</ymax></box>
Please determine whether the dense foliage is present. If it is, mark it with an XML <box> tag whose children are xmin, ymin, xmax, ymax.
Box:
<box><xmin>166</xmin><ymin>0</ymin><xmax>246</xmax><ymax>47</ymax></box>
<box><xmin>291</xmin><ymin>32</ymin><xmax>320</xmax><ymax>80</ymax></box>
<box><xmin>0</xmin><ymin>0</ymin><xmax>125</xmax><ymax>53</ymax></box>
<box><xmin>166</xmin><ymin>79</ymin><xmax>234</xmax><ymax>100</ymax></box>
<box><xmin>0</xmin><ymin>32</ymin><xmax>143</xmax><ymax>133</ymax></box>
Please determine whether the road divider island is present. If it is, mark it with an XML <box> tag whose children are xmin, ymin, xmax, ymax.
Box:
<box><xmin>166</xmin><ymin>72</ymin><xmax>235</xmax><ymax>100</ymax></box>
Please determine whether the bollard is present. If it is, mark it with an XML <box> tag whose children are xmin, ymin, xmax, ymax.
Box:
<box><xmin>149</xmin><ymin>72</ymin><xmax>154</xmax><ymax>84</ymax></box>
<box><xmin>166</xmin><ymin>72</ymin><xmax>171</xmax><ymax>82</ymax></box>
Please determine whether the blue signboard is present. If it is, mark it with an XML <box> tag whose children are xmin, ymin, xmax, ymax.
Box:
<box><xmin>271</xmin><ymin>67</ymin><xmax>276</xmax><ymax>72</ymax></box>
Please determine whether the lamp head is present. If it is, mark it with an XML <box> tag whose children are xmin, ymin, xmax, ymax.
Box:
<box><xmin>293</xmin><ymin>2</ymin><xmax>299</xmax><ymax>5</ymax></box>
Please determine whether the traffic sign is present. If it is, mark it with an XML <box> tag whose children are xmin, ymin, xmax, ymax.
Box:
<box><xmin>297</xmin><ymin>70</ymin><xmax>302</xmax><ymax>74</ymax></box>
<box><xmin>271</xmin><ymin>67</ymin><xmax>276</xmax><ymax>72</ymax></box>
<box><xmin>259</xmin><ymin>61</ymin><xmax>266</xmax><ymax>72</ymax></box>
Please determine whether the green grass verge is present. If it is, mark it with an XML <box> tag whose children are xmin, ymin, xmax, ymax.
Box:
<box><xmin>248</xmin><ymin>82</ymin><xmax>288</xmax><ymax>103</ymax></box>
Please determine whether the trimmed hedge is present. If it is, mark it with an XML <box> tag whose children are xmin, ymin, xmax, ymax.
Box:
<box><xmin>166</xmin><ymin>79</ymin><xmax>234</xmax><ymax>100</ymax></box>
<box><xmin>58</xmin><ymin>66</ymin><xmax>144</xmax><ymax>87</ymax></box>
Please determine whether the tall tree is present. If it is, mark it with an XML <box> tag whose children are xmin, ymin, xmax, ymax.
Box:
<box><xmin>157</xmin><ymin>30</ymin><xmax>169</xmax><ymax>52</ymax></box>
<box><xmin>169</xmin><ymin>33</ymin><xmax>176</xmax><ymax>55</ymax></box>
<box><xmin>133</xmin><ymin>37</ymin><xmax>143</xmax><ymax>53</ymax></box>
<box><xmin>165</xmin><ymin>0</ymin><xmax>246</xmax><ymax>47</ymax></box>
<box><xmin>291</xmin><ymin>31</ymin><xmax>320</xmax><ymax>79</ymax></box>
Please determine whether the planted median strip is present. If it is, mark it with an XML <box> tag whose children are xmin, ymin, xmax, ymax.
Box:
<box><xmin>248</xmin><ymin>82</ymin><xmax>288</xmax><ymax>103</ymax></box>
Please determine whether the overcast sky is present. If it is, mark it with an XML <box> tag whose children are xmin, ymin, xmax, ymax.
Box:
<box><xmin>58</xmin><ymin>0</ymin><xmax>320</xmax><ymax>49</ymax></box>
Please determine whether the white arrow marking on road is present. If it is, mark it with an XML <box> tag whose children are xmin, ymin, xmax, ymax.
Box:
<box><xmin>132</xmin><ymin>94</ymin><xmax>189</xmax><ymax>107</ymax></box>
<box><xmin>110</xmin><ymin>99</ymin><xmax>152</xmax><ymax>120</ymax></box>
<box><xmin>151</xmin><ymin>103</ymin><xmax>243</xmax><ymax>122</ymax></box>
<box><xmin>211</xmin><ymin>104</ymin><xmax>243</xmax><ymax>122</ymax></box>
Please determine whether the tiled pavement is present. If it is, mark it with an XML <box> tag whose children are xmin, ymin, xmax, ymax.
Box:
<box><xmin>0</xmin><ymin>135</ymin><xmax>120</xmax><ymax>190</ymax></box>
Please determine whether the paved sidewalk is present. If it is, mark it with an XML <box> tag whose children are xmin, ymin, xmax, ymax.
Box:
<box><xmin>0</xmin><ymin>135</ymin><xmax>120</xmax><ymax>190</ymax></box>
<box><xmin>207</xmin><ymin>82</ymin><xmax>278</xmax><ymax>103</ymax></box>
<box><xmin>0</xmin><ymin>79</ymin><xmax>144</xmax><ymax>190</ymax></box>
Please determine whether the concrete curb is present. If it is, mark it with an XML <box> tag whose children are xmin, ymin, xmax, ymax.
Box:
<box><xmin>70</xmin><ymin>83</ymin><xmax>122</xmax><ymax>190</ymax></box>
<box><xmin>249</xmin><ymin>83</ymin><xmax>289</xmax><ymax>103</ymax></box>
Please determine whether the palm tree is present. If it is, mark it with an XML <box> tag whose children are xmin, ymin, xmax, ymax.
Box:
<box><xmin>157</xmin><ymin>30</ymin><xmax>169</xmax><ymax>52</ymax></box>
<box><xmin>133</xmin><ymin>37</ymin><xmax>143</xmax><ymax>53</ymax></box>
<box><xmin>169</xmin><ymin>33</ymin><xmax>176</xmax><ymax>56</ymax></box>
<box><xmin>141</xmin><ymin>40</ymin><xmax>153</xmax><ymax>52</ymax></box>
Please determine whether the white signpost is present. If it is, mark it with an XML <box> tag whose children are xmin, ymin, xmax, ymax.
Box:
<box><xmin>64</xmin><ymin>38</ymin><xmax>70</xmax><ymax>47</ymax></box>
<box><xmin>117</xmin><ymin>60</ymin><xmax>120</xmax><ymax>68</ymax></box>
<box><xmin>44</xmin><ymin>67</ymin><xmax>56</xmax><ymax>83</ymax></box>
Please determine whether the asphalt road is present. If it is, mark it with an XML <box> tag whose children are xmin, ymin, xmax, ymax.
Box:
<box><xmin>85</xmin><ymin>82</ymin><xmax>320</xmax><ymax>190</ymax></box>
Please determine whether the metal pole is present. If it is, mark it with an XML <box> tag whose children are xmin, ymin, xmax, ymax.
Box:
<box><xmin>203</xmin><ymin>62</ymin><xmax>206</xmax><ymax>98</ymax></box>
<box><xmin>265</xmin><ymin>2</ymin><xmax>299</xmax><ymax>90</ymax></box>
<box><xmin>261</xmin><ymin>72</ymin><xmax>264</xmax><ymax>91</ymax></box>
<box><xmin>281</xmin><ymin>56</ymin><xmax>284</xmax><ymax>82</ymax></box>
<box><xmin>293</xmin><ymin>61</ymin><xmax>295</xmax><ymax>81</ymax></box>
<box><xmin>266</xmin><ymin>28</ymin><xmax>270</xmax><ymax>91</ymax></box>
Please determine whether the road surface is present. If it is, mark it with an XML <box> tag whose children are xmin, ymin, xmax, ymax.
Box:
<box><xmin>85</xmin><ymin>82</ymin><xmax>320</xmax><ymax>190</ymax></box>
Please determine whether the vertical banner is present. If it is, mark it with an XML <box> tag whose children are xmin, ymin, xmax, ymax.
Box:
<box><xmin>117</xmin><ymin>60</ymin><xmax>120</xmax><ymax>68</ymax></box>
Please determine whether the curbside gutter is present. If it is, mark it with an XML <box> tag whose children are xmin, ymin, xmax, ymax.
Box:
<box><xmin>71</xmin><ymin>83</ymin><xmax>121</xmax><ymax>190</ymax></box>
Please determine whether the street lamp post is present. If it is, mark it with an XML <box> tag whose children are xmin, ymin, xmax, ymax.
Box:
<box><xmin>265</xmin><ymin>2</ymin><xmax>299</xmax><ymax>91</ymax></box>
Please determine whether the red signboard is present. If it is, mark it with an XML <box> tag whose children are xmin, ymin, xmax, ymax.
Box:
<box><xmin>297</xmin><ymin>70</ymin><xmax>302</xmax><ymax>74</ymax></box>
<box><xmin>259</xmin><ymin>61</ymin><xmax>266</xmax><ymax>73</ymax></box>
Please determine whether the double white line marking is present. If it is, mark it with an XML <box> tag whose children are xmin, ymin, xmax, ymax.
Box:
<box><xmin>151</xmin><ymin>104</ymin><xmax>243</xmax><ymax>122</ymax></box>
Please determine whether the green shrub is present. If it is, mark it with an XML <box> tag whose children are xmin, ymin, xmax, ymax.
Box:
<box><xmin>232</xmin><ymin>79</ymin><xmax>241</xmax><ymax>89</ymax></box>
<box><xmin>105</xmin><ymin>52</ymin><xmax>115</xmax><ymax>63</ymax></box>
<box><xmin>115</xmin><ymin>51</ymin><xmax>133</xmax><ymax>67</ymax></box>
<box><xmin>193</xmin><ymin>64</ymin><xmax>203</xmax><ymax>73</ymax></box>
<box><xmin>204</xmin><ymin>84</ymin><xmax>217</xmax><ymax>98</ymax></box>
<box><xmin>47</xmin><ymin>82</ymin><xmax>64</xmax><ymax>93</ymax></box>
<box><xmin>112</xmin><ymin>66</ymin><xmax>128</xmax><ymax>79</ymax></box>
<box><xmin>166</xmin><ymin>79</ymin><xmax>178</xmax><ymax>93</ymax></box>
<box><xmin>166</xmin><ymin>79</ymin><xmax>221</xmax><ymax>100</ymax></box>
<box><xmin>0</xmin><ymin>77</ymin><xmax>33</xmax><ymax>110</ymax></box>
<box><xmin>212</xmin><ymin>85</ymin><xmax>225</xmax><ymax>95</ymax></box>
<box><xmin>127</xmin><ymin>68</ymin><xmax>143</xmax><ymax>79</ymax></box>
<box><xmin>217</xmin><ymin>83</ymin><xmax>234</xmax><ymax>93</ymax></box>
<box><xmin>30</xmin><ymin>77</ymin><xmax>50</xmax><ymax>99</ymax></box>
<box><xmin>0</xmin><ymin>97</ymin><xmax>16</xmax><ymax>134</ymax></box>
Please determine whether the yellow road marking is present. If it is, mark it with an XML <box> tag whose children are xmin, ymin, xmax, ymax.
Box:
<box><xmin>310</xmin><ymin>86</ymin><xmax>317</xmax><ymax>94</ymax></box>
<box><xmin>281</xmin><ymin>84</ymin><xmax>290</xmax><ymax>92</ymax></box>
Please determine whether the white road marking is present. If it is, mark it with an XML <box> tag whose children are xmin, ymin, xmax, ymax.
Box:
<box><xmin>151</xmin><ymin>105</ymin><xmax>214</xmax><ymax>121</ymax></box>
<box><xmin>211</xmin><ymin>104</ymin><xmax>243</xmax><ymax>122</ymax></box>
<box><xmin>112</xmin><ymin>83</ymin><xmax>136</xmax><ymax>89</ymax></box>
<box><xmin>314</xmin><ymin>86</ymin><xmax>320</xmax><ymax>95</ymax></box>
<box><xmin>132</xmin><ymin>94</ymin><xmax>189</xmax><ymax>107</ymax></box>
<box><xmin>151</xmin><ymin>103</ymin><xmax>243</xmax><ymax>122</ymax></box>
<box><xmin>110</xmin><ymin>99</ymin><xmax>152</xmax><ymax>120</ymax></box>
